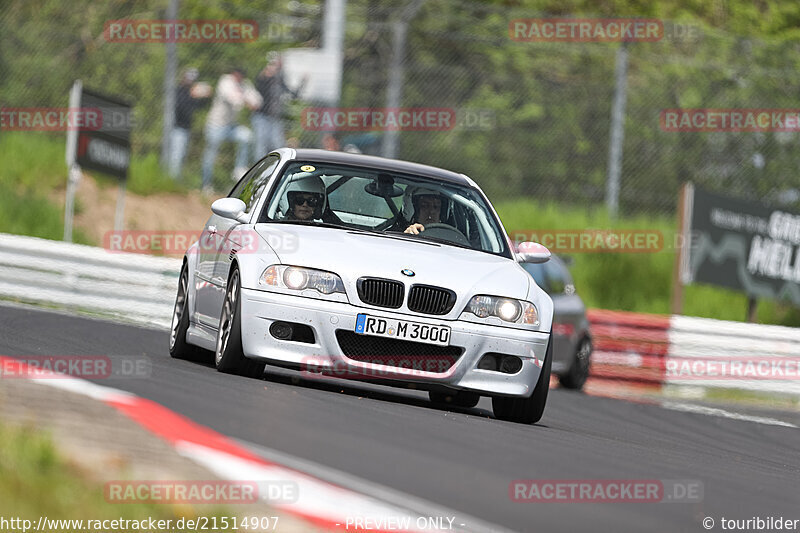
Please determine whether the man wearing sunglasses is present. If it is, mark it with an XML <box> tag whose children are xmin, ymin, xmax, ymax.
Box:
<box><xmin>288</xmin><ymin>191</ymin><xmax>323</xmax><ymax>221</ymax></box>
<box><xmin>282</xmin><ymin>175</ymin><xmax>327</xmax><ymax>221</ymax></box>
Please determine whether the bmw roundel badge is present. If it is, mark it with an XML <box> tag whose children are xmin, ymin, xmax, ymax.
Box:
<box><xmin>401</xmin><ymin>268</ymin><xmax>415</xmax><ymax>277</ymax></box>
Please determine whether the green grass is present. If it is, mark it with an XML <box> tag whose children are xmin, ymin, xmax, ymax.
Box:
<box><xmin>701</xmin><ymin>387</ymin><xmax>800</xmax><ymax>409</ymax></box>
<box><xmin>0</xmin><ymin>132</ymin><xmax>65</xmax><ymax>190</ymax></box>
<box><xmin>0</xmin><ymin>131</ymin><xmax>237</xmax><ymax>194</ymax></box>
<box><xmin>0</xmin><ymin>131</ymin><xmax>182</xmax><ymax>241</ymax></box>
<box><xmin>0</xmin><ymin>181</ymin><xmax>67</xmax><ymax>240</ymax></box>
<box><xmin>498</xmin><ymin>199</ymin><xmax>674</xmax><ymax>311</ymax></box>
<box><xmin>0</xmin><ymin>132</ymin><xmax>186</xmax><ymax>195</ymax></box>
<box><xmin>0</xmin><ymin>177</ymin><xmax>91</xmax><ymax>245</ymax></box>
<box><xmin>0</xmin><ymin>422</ymin><xmax>185</xmax><ymax>525</ymax></box>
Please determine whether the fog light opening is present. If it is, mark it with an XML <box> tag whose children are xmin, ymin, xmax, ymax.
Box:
<box><xmin>499</xmin><ymin>355</ymin><xmax>523</xmax><ymax>374</ymax></box>
<box><xmin>477</xmin><ymin>354</ymin><xmax>498</xmax><ymax>371</ymax></box>
<box><xmin>270</xmin><ymin>321</ymin><xmax>294</xmax><ymax>340</ymax></box>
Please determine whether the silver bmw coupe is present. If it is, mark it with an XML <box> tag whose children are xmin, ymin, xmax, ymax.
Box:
<box><xmin>170</xmin><ymin>149</ymin><xmax>554</xmax><ymax>423</ymax></box>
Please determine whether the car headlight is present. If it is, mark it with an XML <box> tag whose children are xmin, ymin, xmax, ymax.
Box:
<box><xmin>465</xmin><ymin>295</ymin><xmax>538</xmax><ymax>326</ymax></box>
<box><xmin>260</xmin><ymin>265</ymin><xmax>345</xmax><ymax>295</ymax></box>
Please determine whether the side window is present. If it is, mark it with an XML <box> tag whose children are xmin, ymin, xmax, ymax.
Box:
<box><xmin>229</xmin><ymin>156</ymin><xmax>280</xmax><ymax>213</ymax></box>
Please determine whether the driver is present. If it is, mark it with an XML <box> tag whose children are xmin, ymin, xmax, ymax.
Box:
<box><xmin>399</xmin><ymin>186</ymin><xmax>444</xmax><ymax>234</ymax></box>
<box><xmin>282</xmin><ymin>175</ymin><xmax>326</xmax><ymax>221</ymax></box>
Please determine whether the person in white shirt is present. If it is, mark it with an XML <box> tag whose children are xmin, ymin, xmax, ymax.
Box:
<box><xmin>201</xmin><ymin>67</ymin><xmax>262</xmax><ymax>193</ymax></box>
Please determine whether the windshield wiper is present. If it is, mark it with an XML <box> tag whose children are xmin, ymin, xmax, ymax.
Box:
<box><xmin>414</xmin><ymin>235</ymin><xmax>475</xmax><ymax>251</ymax></box>
<box><xmin>264</xmin><ymin>220</ymin><xmax>452</xmax><ymax>247</ymax></box>
<box><xmin>369</xmin><ymin>232</ymin><xmax>441</xmax><ymax>246</ymax></box>
<box><xmin>265</xmin><ymin>219</ymin><xmax>376</xmax><ymax>234</ymax></box>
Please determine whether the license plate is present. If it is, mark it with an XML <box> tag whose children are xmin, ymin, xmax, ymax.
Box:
<box><xmin>355</xmin><ymin>314</ymin><xmax>451</xmax><ymax>346</ymax></box>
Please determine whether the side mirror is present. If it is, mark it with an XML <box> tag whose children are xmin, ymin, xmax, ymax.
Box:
<box><xmin>211</xmin><ymin>198</ymin><xmax>249</xmax><ymax>223</ymax></box>
<box><xmin>515</xmin><ymin>241</ymin><xmax>551</xmax><ymax>264</ymax></box>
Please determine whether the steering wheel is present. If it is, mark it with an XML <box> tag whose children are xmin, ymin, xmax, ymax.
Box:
<box><xmin>416</xmin><ymin>223</ymin><xmax>471</xmax><ymax>247</ymax></box>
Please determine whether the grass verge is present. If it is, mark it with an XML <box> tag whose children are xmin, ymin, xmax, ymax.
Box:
<box><xmin>0</xmin><ymin>421</ymin><xmax>187</xmax><ymax>525</ymax></box>
<box><xmin>0</xmin><ymin>132</ymin><xmax>185</xmax><ymax>195</ymax></box>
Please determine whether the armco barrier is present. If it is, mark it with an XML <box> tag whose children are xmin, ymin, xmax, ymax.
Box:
<box><xmin>1</xmin><ymin>233</ymin><xmax>798</xmax><ymax>397</ymax></box>
<box><xmin>667</xmin><ymin>315</ymin><xmax>800</xmax><ymax>396</ymax></box>
<box><xmin>0</xmin><ymin>233</ymin><xmax>179</xmax><ymax>328</ymax></box>
<box><xmin>587</xmin><ymin>309</ymin><xmax>668</xmax><ymax>387</ymax></box>
<box><xmin>587</xmin><ymin>309</ymin><xmax>800</xmax><ymax>397</ymax></box>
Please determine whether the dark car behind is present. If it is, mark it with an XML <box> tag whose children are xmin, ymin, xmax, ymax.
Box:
<box><xmin>521</xmin><ymin>256</ymin><xmax>592</xmax><ymax>390</ymax></box>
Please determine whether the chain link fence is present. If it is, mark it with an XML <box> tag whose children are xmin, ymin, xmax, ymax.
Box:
<box><xmin>3</xmin><ymin>0</ymin><xmax>800</xmax><ymax>215</ymax></box>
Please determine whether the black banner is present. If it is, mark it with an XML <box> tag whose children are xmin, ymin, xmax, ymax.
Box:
<box><xmin>688</xmin><ymin>187</ymin><xmax>800</xmax><ymax>305</ymax></box>
<box><xmin>75</xmin><ymin>89</ymin><xmax>132</xmax><ymax>180</ymax></box>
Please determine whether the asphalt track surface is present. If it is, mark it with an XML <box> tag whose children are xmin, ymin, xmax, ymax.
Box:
<box><xmin>2</xmin><ymin>305</ymin><xmax>799</xmax><ymax>533</ymax></box>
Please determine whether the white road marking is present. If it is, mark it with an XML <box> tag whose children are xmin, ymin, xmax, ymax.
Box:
<box><xmin>661</xmin><ymin>401</ymin><xmax>798</xmax><ymax>428</ymax></box>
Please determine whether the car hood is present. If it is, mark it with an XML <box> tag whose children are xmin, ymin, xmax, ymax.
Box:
<box><xmin>255</xmin><ymin>223</ymin><xmax>531</xmax><ymax>317</ymax></box>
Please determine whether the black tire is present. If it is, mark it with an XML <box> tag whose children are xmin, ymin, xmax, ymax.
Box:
<box><xmin>215</xmin><ymin>266</ymin><xmax>265</xmax><ymax>378</ymax></box>
<box><xmin>558</xmin><ymin>337</ymin><xmax>592</xmax><ymax>391</ymax></box>
<box><xmin>492</xmin><ymin>331</ymin><xmax>552</xmax><ymax>424</ymax></box>
<box><xmin>429</xmin><ymin>390</ymin><xmax>480</xmax><ymax>408</ymax></box>
<box><xmin>169</xmin><ymin>265</ymin><xmax>207</xmax><ymax>362</ymax></box>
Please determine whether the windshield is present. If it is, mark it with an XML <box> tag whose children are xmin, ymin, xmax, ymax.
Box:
<box><xmin>259</xmin><ymin>161</ymin><xmax>509</xmax><ymax>256</ymax></box>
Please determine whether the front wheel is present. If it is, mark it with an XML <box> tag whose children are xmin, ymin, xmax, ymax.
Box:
<box><xmin>215</xmin><ymin>267</ymin><xmax>265</xmax><ymax>378</ymax></box>
<box><xmin>492</xmin><ymin>332</ymin><xmax>552</xmax><ymax>424</ymax></box>
<box><xmin>558</xmin><ymin>337</ymin><xmax>592</xmax><ymax>391</ymax></box>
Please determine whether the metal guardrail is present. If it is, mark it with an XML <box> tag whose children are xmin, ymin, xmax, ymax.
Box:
<box><xmin>2</xmin><ymin>232</ymin><xmax>798</xmax><ymax>397</ymax></box>
<box><xmin>668</xmin><ymin>315</ymin><xmax>800</xmax><ymax>396</ymax></box>
<box><xmin>588</xmin><ymin>309</ymin><xmax>800</xmax><ymax>397</ymax></box>
<box><xmin>588</xmin><ymin>309</ymin><xmax>669</xmax><ymax>385</ymax></box>
<box><xmin>0</xmin><ymin>233</ymin><xmax>180</xmax><ymax>329</ymax></box>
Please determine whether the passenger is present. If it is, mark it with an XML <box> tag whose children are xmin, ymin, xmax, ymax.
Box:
<box><xmin>282</xmin><ymin>175</ymin><xmax>326</xmax><ymax>221</ymax></box>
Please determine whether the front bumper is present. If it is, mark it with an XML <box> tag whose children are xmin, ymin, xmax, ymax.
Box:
<box><xmin>240</xmin><ymin>288</ymin><xmax>550</xmax><ymax>398</ymax></box>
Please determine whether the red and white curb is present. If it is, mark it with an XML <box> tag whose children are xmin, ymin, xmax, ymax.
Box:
<box><xmin>1</xmin><ymin>356</ymin><xmax>501</xmax><ymax>533</ymax></box>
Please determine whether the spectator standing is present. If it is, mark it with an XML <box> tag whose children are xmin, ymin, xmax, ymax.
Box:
<box><xmin>252</xmin><ymin>52</ymin><xmax>305</xmax><ymax>158</ymax></box>
<box><xmin>201</xmin><ymin>67</ymin><xmax>262</xmax><ymax>194</ymax></box>
<box><xmin>321</xmin><ymin>132</ymin><xmax>340</xmax><ymax>151</ymax></box>
<box><xmin>168</xmin><ymin>68</ymin><xmax>211</xmax><ymax>180</ymax></box>
<box><xmin>322</xmin><ymin>132</ymin><xmax>362</xmax><ymax>154</ymax></box>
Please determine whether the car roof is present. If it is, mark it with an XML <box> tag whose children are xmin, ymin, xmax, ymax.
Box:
<box><xmin>288</xmin><ymin>149</ymin><xmax>472</xmax><ymax>187</ymax></box>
